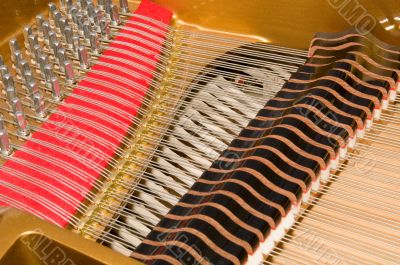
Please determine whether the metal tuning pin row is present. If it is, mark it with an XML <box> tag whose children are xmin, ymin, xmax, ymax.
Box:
<box><xmin>1</xmin><ymin>43</ymin><xmax>33</xmax><ymax>142</ymax></box>
<box><xmin>20</xmin><ymin>21</ymin><xmax>66</xmax><ymax>101</ymax></box>
<box><xmin>0</xmin><ymin>95</ymin><xmax>13</xmax><ymax>157</ymax></box>
<box><xmin>0</xmin><ymin>0</ymin><xmax>131</xmax><ymax>157</ymax></box>
<box><xmin>9</xmin><ymin>38</ymin><xmax>47</xmax><ymax>118</ymax></box>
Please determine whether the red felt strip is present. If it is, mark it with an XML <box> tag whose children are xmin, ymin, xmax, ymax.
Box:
<box><xmin>0</xmin><ymin>0</ymin><xmax>173</xmax><ymax>227</ymax></box>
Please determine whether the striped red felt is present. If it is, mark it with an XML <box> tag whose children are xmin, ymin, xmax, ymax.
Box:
<box><xmin>0</xmin><ymin>0</ymin><xmax>172</xmax><ymax>227</ymax></box>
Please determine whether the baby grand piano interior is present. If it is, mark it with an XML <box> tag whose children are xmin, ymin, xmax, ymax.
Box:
<box><xmin>0</xmin><ymin>0</ymin><xmax>399</xmax><ymax>264</ymax></box>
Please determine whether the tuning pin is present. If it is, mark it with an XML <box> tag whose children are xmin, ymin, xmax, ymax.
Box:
<box><xmin>27</xmin><ymin>35</ymin><xmax>39</xmax><ymax>56</ymax></box>
<box><xmin>66</xmin><ymin>0</ymin><xmax>73</xmax><ymax>10</ymax></box>
<box><xmin>89</xmin><ymin>32</ymin><xmax>100</xmax><ymax>54</ymax></box>
<box><xmin>64</xmin><ymin>60</ymin><xmax>75</xmax><ymax>84</ymax></box>
<box><xmin>119</xmin><ymin>0</ymin><xmax>129</xmax><ymax>13</ymax></box>
<box><xmin>11</xmin><ymin>97</ymin><xmax>30</xmax><ymax>136</ymax></box>
<box><xmin>57</xmin><ymin>48</ymin><xmax>67</xmax><ymax>72</ymax></box>
<box><xmin>38</xmin><ymin>54</ymin><xmax>48</xmax><ymax>77</ymax></box>
<box><xmin>36</xmin><ymin>14</ymin><xmax>44</xmax><ymax>33</ymax></box>
<box><xmin>0</xmin><ymin>116</ymin><xmax>12</xmax><ymax>156</ymax></box>
<box><xmin>83</xmin><ymin>22</ymin><xmax>91</xmax><ymax>42</ymax></box>
<box><xmin>58</xmin><ymin>16</ymin><xmax>68</xmax><ymax>36</ymax></box>
<box><xmin>51</xmin><ymin>40</ymin><xmax>61</xmax><ymax>58</ymax></box>
<box><xmin>11</xmin><ymin>51</ymin><xmax>23</xmax><ymax>71</ymax></box>
<box><xmin>100</xmin><ymin>19</ymin><xmax>110</xmax><ymax>40</ymax></box>
<box><xmin>72</xmin><ymin>35</ymin><xmax>81</xmax><ymax>53</ymax></box>
<box><xmin>0</xmin><ymin>56</ymin><xmax>3</xmax><ymax>66</ymax></box>
<box><xmin>23</xmin><ymin>25</ymin><xmax>33</xmax><ymax>45</ymax></box>
<box><xmin>87</xmin><ymin>3</ymin><xmax>95</xmax><ymax>20</ymax></box>
<box><xmin>27</xmin><ymin>81</ymin><xmax>39</xmax><ymax>97</ymax></box>
<box><xmin>15</xmin><ymin>111</ymin><xmax>30</xmax><ymax>136</ymax></box>
<box><xmin>10</xmin><ymin>97</ymin><xmax>20</xmax><ymax>113</ymax></box>
<box><xmin>53</xmin><ymin>11</ymin><xmax>62</xmax><ymax>29</ymax></box>
<box><xmin>44</xmin><ymin>64</ymin><xmax>54</xmax><ymax>84</ymax></box>
<box><xmin>5</xmin><ymin>86</ymin><xmax>17</xmax><ymax>102</ymax></box>
<box><xmin>48</xmin><ymin>30</ymin><xmax>57</xmax><ymax>47</ymax></box>
<box><xmin>78</xmin><ymin>46</ymin><xmax>89</xmax><ymax>69</ymax></box>
<box><xmin>23</xmin><ymin>71</ymin><xmax>35</xmax><ymax>87</ymax></box>
<box><xmin>60</xmin><ymin>0</ymin><xmax>67</xmax><ymax>10</ymax></box>
<box><xmin>42</xmin><ymin>21</ymin><xmax>51</xmax><ymax>44</ymax></box>
<box><xmin>20</xmin><ymin>60</ymin><xmax>30</xmax><ymax>72</ymax></box>
<box><xmin>11</xmin><ymin>51</ymin><xmax>23</xmax><ymax>70</ymax></box>
<box><xmin>19</xmin><ymin>60</ymin><xmax>31</xmax><ymax>78</ymax></box>
<box><xmin>3</xmin><ymin>74</ymin><xmax>15</xmax><ymax>89</ymax></box>
<box><xmin>76</xmin><ymin>14</ymin><xmax>84</xmax><ymax>32</ymax></box>
<box><xmin>69</xmin><ymin>5</ymin><xmax>78</xmax><ymax>21</ymax></box>
<box><xmin>60</xmin><ymin>0</ymin><xmax>73</xmax><ymax>11</ymax></box>
<box><xmin>48</xmin><ymin>2</ymin><xmax>57</xmax><ymax>13</ymax></box>
<box><xmin>48</xmin><ymin>3</ymin><xmax>57</xmax><ymax>18</ymax></box>
<box><xmin>93</xmin><ymin>8</ymin><xmax>102</xmax><ymax>28</ymax></box>
<box><xmin>33</xmin><ymin>92</ymin><xmax>46</xmax><ymax>118</ymax></box>
<box><xmin>0</xmin><ymin>65</ymin><xmax>8</xmax><ymax>80</ymax></box>
<box><xmin>32</xmin><ymin>45</ymin><xmax>42</xmax><ymax>65</ymax></box>
<box><xmin>10</xmin><ymin>39</ymin><xmax>21</xmax><ymax>67</ymax></box>
<box><xmin>50</xmin><ymin>76</ymin><xmax>62</xmax><ymax>101</ymax></box>
<box><xmin>64</xmin><ymin>27</ymin><xmax>74</xmax><ymax>49</ymax></box>
<box><xmin>64</xmin><ymin>17</ymin><xmax>70</xmax><ymax>30</ymax></box>
<box><xmin>9</xmin><ymin>39</ymin><xmax>20</xmax><ymax>55</ymax></box>
<box><xmin>110</xmin><ymin>5</ymin><xmax>121</xmax><ymax>26</ymax></box>
<box><xmin>26</xmin><ymin>34</ymin><xmax>38</xmax><ymax>58</ymax></box>
<box><xmin>104</xmin><ymin>0</ymin><xmax>112</xmax><ymax>17</ymax></box>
